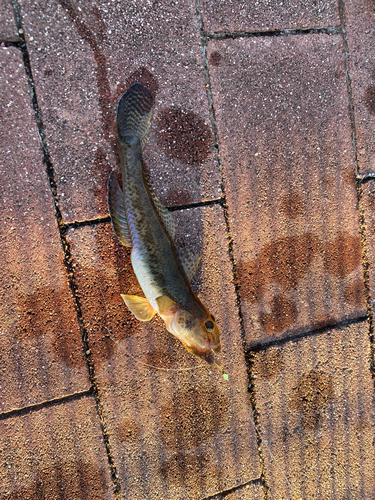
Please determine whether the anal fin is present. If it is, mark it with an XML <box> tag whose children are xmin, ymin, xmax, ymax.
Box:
<box><xmin>107</xmin><ymin>172</ymin><xmax>132</xmax><ymax>247</ymax></box>
<box><xmin>121</xmin><ymin>294</ymin><xmax>156</xmax><ymax>321</ymax></box>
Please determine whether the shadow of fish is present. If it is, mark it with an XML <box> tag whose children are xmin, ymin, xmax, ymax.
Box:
<box><xmin>108</xmin><ymin>83</ymin><xmax>222</xmax><ymax>368</ymax></box>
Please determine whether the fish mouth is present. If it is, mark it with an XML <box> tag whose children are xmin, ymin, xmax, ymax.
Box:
<box><xmin>186</xmin><ymin>341</ymin><xmax>221</xmax><ymax>365</ymax></box>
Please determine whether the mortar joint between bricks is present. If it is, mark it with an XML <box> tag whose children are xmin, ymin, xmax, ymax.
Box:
<box><xmin>11</xmin><ymin>1</ymin><xmax>122</xmax><ymax>496</ymax></box>
<box><xmin>204</xmin><ymin>25</ymin><xmax>342</xmax><ymax>41</ymax></box>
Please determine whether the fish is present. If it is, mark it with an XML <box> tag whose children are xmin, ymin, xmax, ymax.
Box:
<box><xmin>107</xmin><ymin>83</ymin><xmax>223</xmax><ymax>370</ymax></box>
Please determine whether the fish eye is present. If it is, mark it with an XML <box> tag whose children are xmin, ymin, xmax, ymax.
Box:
<box><xmin>205</xmin><ymin>320</ymin><xmax>214</xmax><ymax>331</ymax></box>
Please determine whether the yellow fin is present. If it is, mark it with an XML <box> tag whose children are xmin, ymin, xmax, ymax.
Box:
<box><xmin>155</xmin><ymin>295</ymin><xmax>178</xmax><ymax>315</ymax></box>
<box><xmin>121</xmin><ymin>294</ymin><xmax>156</xmax><ymax>321</ymax></box>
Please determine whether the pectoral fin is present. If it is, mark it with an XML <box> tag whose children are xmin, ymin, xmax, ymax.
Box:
<box><xmin>107</xmin><ymin>172</ymin><xmax>132</xmax><ymax>247</ymax></box>
<box><xmin>177</xmin><ymin>247</ymin><xmax>202</xmax><ymax>282</ymax></box>
<box><xmin>156</xmin><ymin>295</ymin><xmax>178</xmax><ymax>315</ymax></box>
<box><xmin>121</xmin><ymin>294</ymin><xmax>156</xmax><ymax>321</ymax></box>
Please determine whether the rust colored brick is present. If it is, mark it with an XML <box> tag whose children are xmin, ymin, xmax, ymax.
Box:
<box><xmin>0</xmin><ymin>397</ymin><xmax>116</xmax><ymax>499</ymax></box>
<box><xmin>0</xmin><ymin>48</ymin><xmax>89</xmax><ymax>412</ymax></box>
<box><xmin>67</xmin><ymin>205</ymin><xmax>261</xmax><ymax>499</ymax></box>
<box><xmin>252</xmin><ymin>322</ymin><xmax>375</xmax><ymax>499</ymax></box>
<box><xmin>208</xmin><ymin>35</ymin><xmax>366</xmax><ymax>346</ymax></box>
<box><xmin>360</xmin><ymin>181</ymin><xmax>375</xmax><ymax>312</ymax></box>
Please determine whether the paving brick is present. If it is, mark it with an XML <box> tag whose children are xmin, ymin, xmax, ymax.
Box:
<box><xmin>345</xmin><ymin>0</ymin><xmax>375</xmax><ymax>175</ymax></box>
<box><xmin>252</xmin><ymin>322</ymin><xmax>375</xmax><ymax>499</ymax></box>
<box><xmin>208</xmin><ymin>35</ymin><xmax>366</xmax><ymax>347</ymax></box>
<box><xmin>0</xmin><ymin>47</ymin><xmax>89</xmax><ymax>412</ymax></box>
<box><xmin>67</xmin><ymin>205</ymin><xmax>261</xmax><ymax>499</ymax></box>
<box><xmin>20</xmin><ymin>0</ymin><xmax>220</xmax><ymax>222</ymax></box>
<box><xmin>200</xmin><ymin>0</ymin><xmax>340</xmax><ymax>33</ymax></box>
<box><xmin>0</xmin><ymin>0</ymin><xmax>19</xmax><ymax>41</ymax></box>
<box><xmin>0</xmin><ymin>396</ymin><xmax>116</xmax><ymax>499</ymax></box>
<box><xmin>208</xmin><ymin>481</ymin><xmax>264</xmax><ymax>499</ymax></box>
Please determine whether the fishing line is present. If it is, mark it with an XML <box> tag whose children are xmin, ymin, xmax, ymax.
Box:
<box><xmin>124</xmin><ymin>351</ymin><xmax>200</xmax><ymax>372</ymax></box>
<box><xmin>250</xmin><ymin>418</ymin><xmax>302</xmax><ymax>500</ymax></box>
<box><xmin>124</xmin><ymin>351</ymin><xmax>228</xmax><ymax>379</ymax></box>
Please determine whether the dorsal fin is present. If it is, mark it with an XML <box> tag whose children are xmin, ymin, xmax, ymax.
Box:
<box><xmin>143</xmin><ymin>173</ymin><xmax>176</xmax><ymax>240</ymax></box>
<box><xmin>107</xmin><ymin>172</ymin><xmax>132</xmax><ymax>247</ymax></box>
<box><xmin>176</xmin><ymin>246</ymin><xmax>202</xmax><ymax>282</ymax></box>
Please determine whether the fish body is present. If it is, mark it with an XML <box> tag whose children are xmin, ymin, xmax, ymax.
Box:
<box><xmin>108</xmin><ymin>84</ymin><xmax>221</xmax><ymax>365</ymax></box>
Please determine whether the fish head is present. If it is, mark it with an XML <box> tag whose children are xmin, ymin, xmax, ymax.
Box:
<box><xmin>156</xmin><ymin>296</ymin><xmax>221</xmax><ymax>365</ymax></box>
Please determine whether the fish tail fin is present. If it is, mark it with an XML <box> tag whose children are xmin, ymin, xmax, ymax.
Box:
<box><xmin>116</xmin><ymin>83</ymin><xmax>154</xmax><ymax>151</ymax></box>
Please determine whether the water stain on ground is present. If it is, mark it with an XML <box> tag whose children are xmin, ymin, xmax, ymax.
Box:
<box><xmin>72</xmin><ymin>262</ymin><xmax>142</xmax><ymax>368</ymax></box>
<box><xmin>310</xmin><ymin>314</ymin><xmax>337</xmax><ymax>331</ymax></box>
<box><xmin>57</xmin><ymin>0</ymin><xmax>112</xmax><ymax>140</ymax></box>
<box><xmin>2</xmin><ymin>460</ymin><xmax>107</xmax><ymax>500</ymax></box>
<box><xmin>364</xmin><ymin>84</ymin><xmax>375</xmax><ymax>115</ymax></box>
<box><xmin>209</xmin><ymin>51</ymin><xmax>222</xmax><ymax>66</ymax></box>
<box><xmin>260</xmin><ymin>295</ymin><xmax>298</xmax><ymax>334</ymax></box>
<box><xmin>342</xmin><ymin>168</ymin><xmax>357</xmax><ymax>187</ymax></box>
<box><xmin>344</xmin><ymin>277</ymin><xmax>366</xmax><ymax>306</ymax></box>
<box><xmin>253</xmin><ymin>348</ymin><xmax>284</xmax><ymax>379</ymax></box>
<box><xmin>323</xmin><ymin>232</ymin><xmax>362</xmax><ymax>278</ymax></box>
<box><xmin>238</xmin><ymin>231</ymin><xmax>363</xmax><ymax>338</ymax></box>
<box><xmin>334</xmin><ymin>65</ymin><xmax>346</xmax><ymax>80</ymax></box>
<box><xmin>279</xmin><ymin>192</ymin><xmax>305</xmax><ymax>218</ymax></box>
<box><xmin>289</xmin><ymin>370</ymin><xmax>334</xmax><ymax>429</ymax></box>
<box><xmin>155</xmin><ymin>107</ymin><xmax>213</xmax><ymax>165</ymax></box>
<box><xmin>160</xmin><ymin>386</ymin><xmax>230</xmax><ymax>450</ymax></box>
<box><xmin>159</xmin><ymin>451</ymin><xmax>221</xmax><ymax>489</ymax></box>
<box><xmin>57</xmin><ymin>0</ymin><xmax>159</xmax><ymax>156</ymax></box>
<box><xmin>125</xmin><ymin>67</ymin><xmax>159</xmax><ymax>99</ymax></box>
<box><xmin>92</xmin><ymin>146</ymin><xmax>114</xmax><ymax>212</ymax></box>
<box><xmin>237</xmin><ymin>233</ymin><xmax>322</xmax><ymax>302</ymax></box>
<box><xmin>144</xmin><ymin>331</ymin><xmax>193</xmax><ymax>369</ymax></box>
<box><xmin>14</xmin><ymin>287</ymin><xmax>84</xmax><ymax>369</ymax></box>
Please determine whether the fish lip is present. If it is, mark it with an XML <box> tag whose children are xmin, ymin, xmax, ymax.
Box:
<box><xmin>199</xmin><ymin>345</ymin><xmax>221</xmax><ymax>365</ymax></box>
<box><xmin>203</xmin><ymin>351</ymin><xmax>216</xmax><ymax>365</ymax></box>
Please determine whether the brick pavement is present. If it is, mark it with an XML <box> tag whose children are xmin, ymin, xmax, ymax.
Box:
<box><xmin>1</xmin><ymin>0</ymin><xmax>375</xmax><ymax>499</ymax></box>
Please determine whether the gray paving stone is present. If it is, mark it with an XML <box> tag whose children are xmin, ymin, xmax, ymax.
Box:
<box><xmin>201</xmin><ymin>0</ymin><xmax>340</xmax><ymax>33</ymax></box>
<box><xmin>20</xmin><ymin>0</ymin><xmax>220</xmax><ymax>222</ymax></box>
<box><xmin>346</xmin><ymin>0</ymin><xmax>375</xmax><ymax>175</ymax></box>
